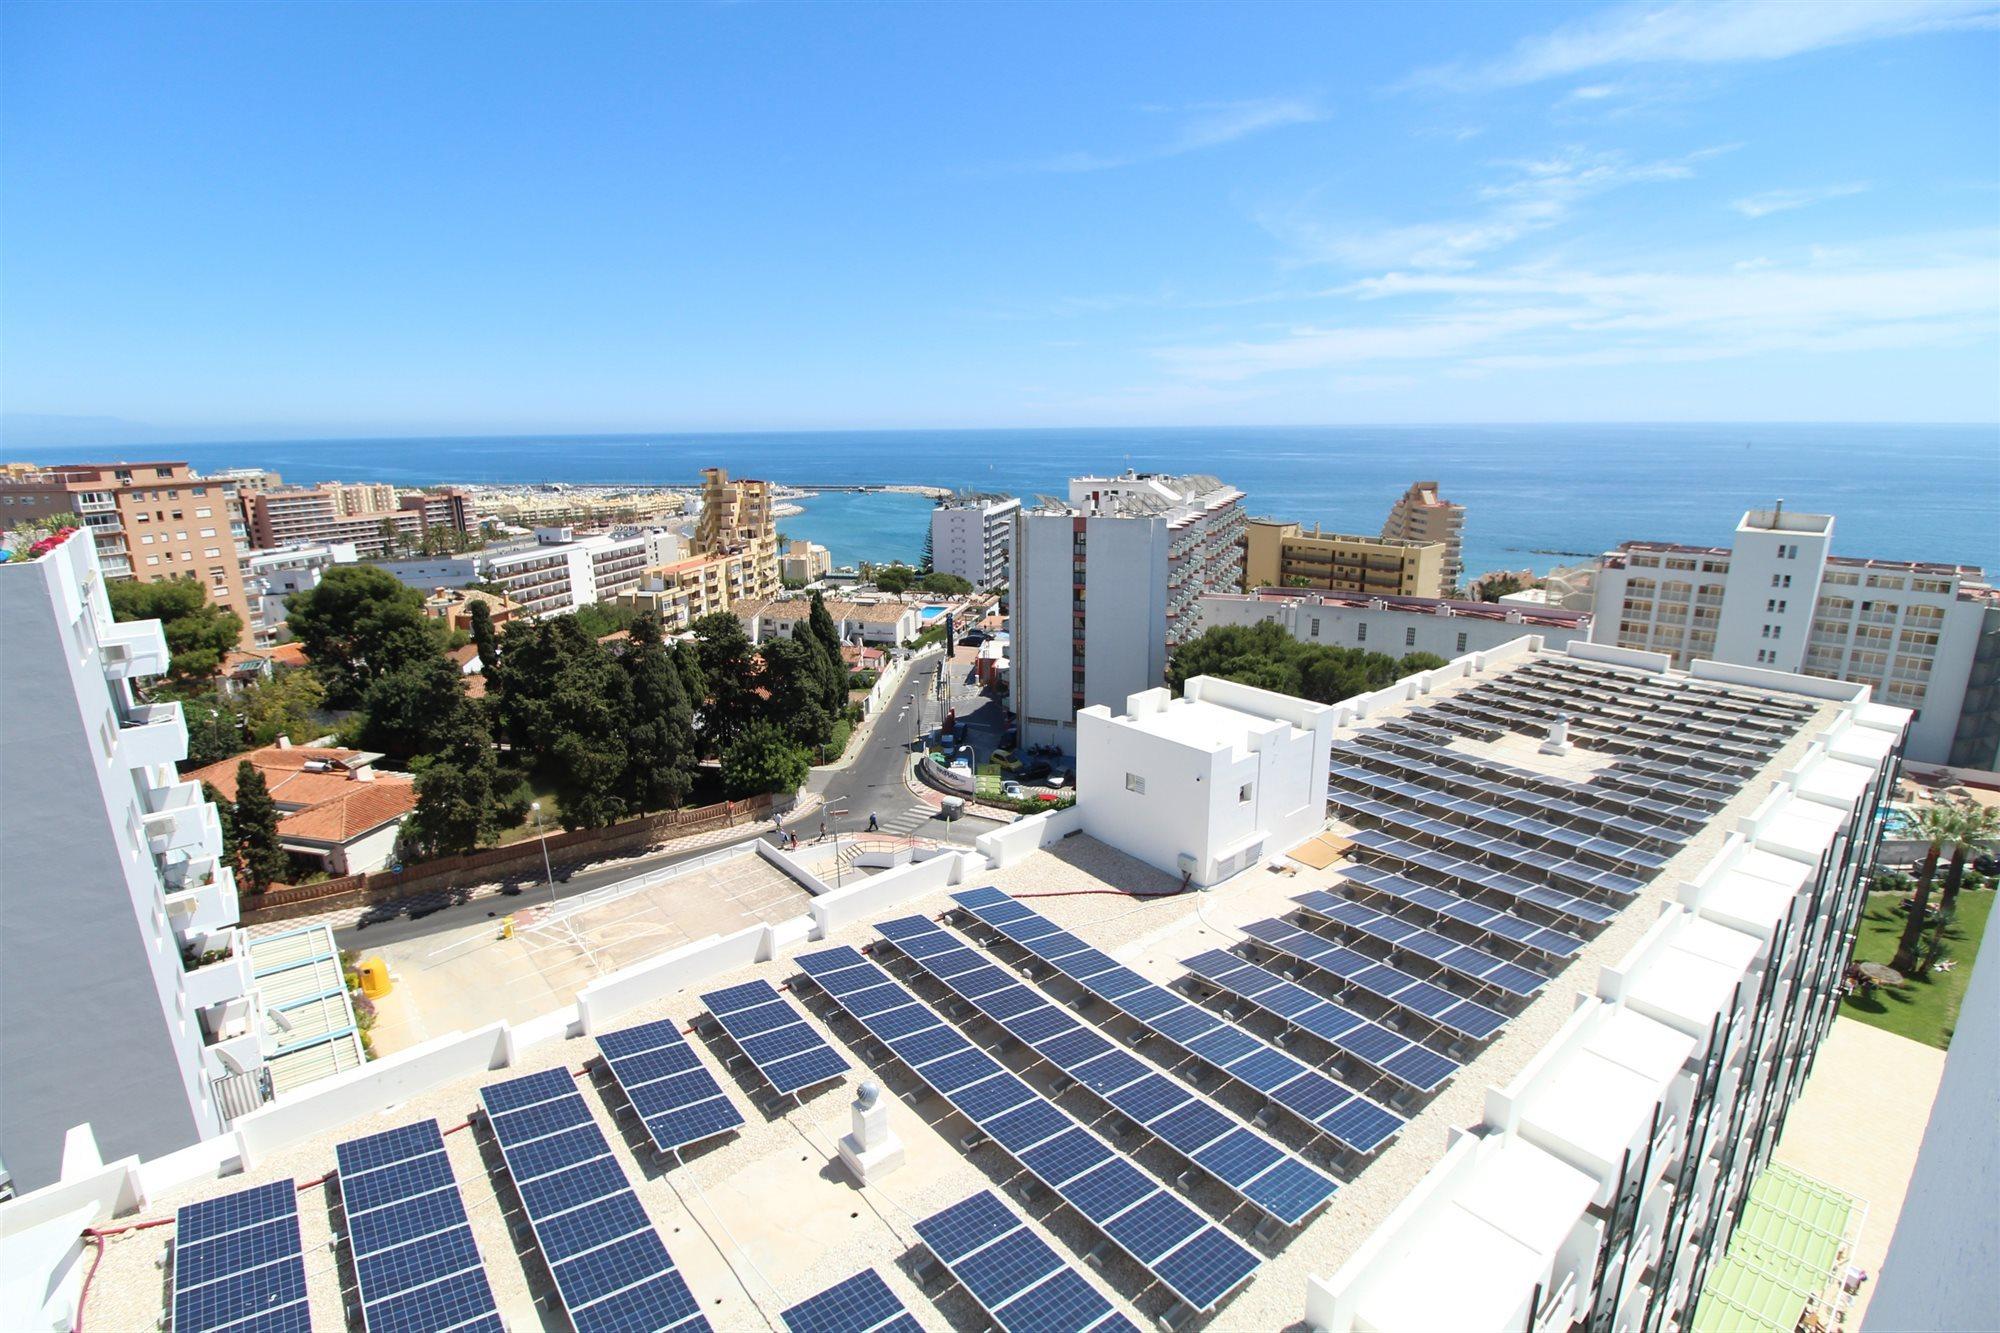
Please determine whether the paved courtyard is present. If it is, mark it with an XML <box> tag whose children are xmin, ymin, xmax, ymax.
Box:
<box><xmin>360</xmin><ymin>849</ymin><xmax>810</xmax><ymax>1053</ymax></box>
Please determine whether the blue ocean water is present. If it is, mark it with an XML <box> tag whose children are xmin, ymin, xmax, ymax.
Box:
<box><xmin>29</xmin><ymin>424</ymin><xmax>1997</xmax><ymax>576</ymax></box>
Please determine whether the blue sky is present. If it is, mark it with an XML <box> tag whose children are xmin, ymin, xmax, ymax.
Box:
<box><xmin>3</xmin><ymin>0</ymin><xmax>1996</xmax><ymax>441</ymax></box>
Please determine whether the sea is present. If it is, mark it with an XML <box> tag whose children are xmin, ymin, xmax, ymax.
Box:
<box><xmin>27</xmin><ymin>424</ymin><xmax>1998</xmax><ymax>577</ymax></box>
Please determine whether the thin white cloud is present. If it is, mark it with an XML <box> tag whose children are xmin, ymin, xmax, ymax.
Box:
<box><xmin>1416</xmin><ymin>0</ymin><xmax>1999</xmax><ymax>89</ymax></box>
<box><xmin>1265</xmin><ymin>144</ymin><xmax>1729</xmax><ymax>270</ymax></box>
<box><xmin>1154</xmin><ymin>242</ymin><xmax>2000</xmax><ymax>382</ymax></box>
<box><xmin>1023</xmin><ymin>97</ymin><xmax>1327</xmax><ymax>173</ymax></box>
<box><xmin>1731</xmin><ymin>182</ymin><xmax>1871</xmax><ymax>218</ymax></box>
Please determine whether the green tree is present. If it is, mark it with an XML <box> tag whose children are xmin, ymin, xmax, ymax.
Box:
<box><xmin>285</xmin><ymin>565</ymin><xmax>441</xmax><ymax>705</ymax></box>
<box><xmin>360</xmin><ymin>653</ymin><xmax>470</xmax><ymax>759</ymax></box>
<box><xmin>1167</xmin><ymin>622</ymin><xmax>1449</xmax><ymax>706</ymax></box>
<box><xmin>872</xmin><ymin>565</ymin><xmax>915</xmax><ymax>594</ymax></box>
<box><xmin>239</xmin><ymin>669</ymin><xmax>327</xmax><ymax>748</ymax></box>
<box><xmin>805</xmin><ymin>592</ymin><xmax>849</xmax><ymax>714</ymax></box>
<box><xmin>721</xmin><ymin>720</ymin><xmax>811</xmax><ymax>799</ymax></box>
<box><xmin>1477</xmin><ymin>574</ymin><xmax>1529</xmax><ymax>602</ymax></box>
<box><xmin>172</xmin><ymin>694</ymin><xmax>245</xmax><ymax>767</ymax></box>
<box><xmin>232</xmin><ymin>762</ymin><xmax>290</xmax><ymax>891</ymax></box>
<box><xmin>1892</xmin><ymin>803</ymin><xmax>1960</xmax><ymax>973</ymax></box>
<box><xmin>621</xmin><ymin>613</ymin><xmax>699</xmax><ymax>811</ymax></box>
<box><xmin>498</xmin><ymin>617</ymin><xmax>633</xmax><ymax>828</ymax></box>
<box><xmin>398</xmin><ymin>701</ymin><xmax>506</xmax><ymax>858</ymax></box>
<box><xmin>917</xmin><ymin>571</ymin><xmax>972</xmax><ymax>596</ymax></box>
<box><xmin>572</xmin><ymin>601</ymin><xmax>637</xmax><ymax>642</ymax></box>
<box><xmin>1938</xmin><ymin>800</ymin><xmax>2000</xmax><ymax>918</ymax></box>
<box><xmin>672</xmin><ymin>639</ymin><xmax>707</xmax><ymax>715</ymax></box>
<box><xmin>760</xmin><ymin>636</ymin><xmax>834</xmax><ymax>748</ymax></box>
<box><xmin>469</xmin><ymin>598</ymin><xmax>500</xmax><ymax>691</ymax></box>
<box><xmin>691</xmin><ymin>611</ymin><xmax>759</xmax><ymax>752</ymax></box>
<box><xmin>107</xmin><ymin>578</ymin><xmax>244</xmax><ymax>681</ymax></box>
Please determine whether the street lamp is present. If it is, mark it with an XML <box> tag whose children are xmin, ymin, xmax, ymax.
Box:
<box><xmin>828</xmin><ymin>806</ymin><xmax>849</xmax><ymax>888</ymax></box>
<box><xmin>530</xmin><ymin>801</ymin><xmax>557</xmax><ymax>908</ymax></box>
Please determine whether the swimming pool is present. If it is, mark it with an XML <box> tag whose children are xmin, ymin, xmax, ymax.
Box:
<box><xmin>920</xmin><ymin>605</ymin><xmax>948</xmax><ymax>621</ymax></box>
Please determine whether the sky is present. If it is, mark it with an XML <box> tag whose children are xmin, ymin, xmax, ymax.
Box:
<box><xmin>3</xmin><ymin>0</ymin><xmax>1997</xmax><ymax>442</ymax></box>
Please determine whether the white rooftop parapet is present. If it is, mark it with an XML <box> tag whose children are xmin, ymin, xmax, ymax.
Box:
<box><xmin>1599</xmin><ymin>907</ymin><xmax>1762</xmax><ymax>1048</ymax></box>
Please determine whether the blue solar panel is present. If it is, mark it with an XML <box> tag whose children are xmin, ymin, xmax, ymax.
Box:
<box><xmin>701</xmin><ymin>979</ymin><xmax>850</xmax><ymax>1097</ymax></box>
<box><xmin>782</xmin><ymin>1268</ymin><xmax>919</xmax><ymax>1333</ymax></box>
<box><xmin>1019</xmin><ymin>1127</ymin><xmax>1114</xmax><ymax>1185</ymax></box>
<box><xmin>1240</xmin><ymin>918</ymin><xmax>1509</xmax><ymax>1042</ymax></box>
<box><xmin>172</xmin><ymin>1181</ymin><xmax>310</xmax><ymax>1333</ymax></box>
<box><xmin>952</xmin><ymin>891</ymin><xmax>1402</xmax><ymax>1161</ymax></box>
<box><xmin>479</xmin><ymin>1071</ymin><xmax>711</xmax><ymax>1332</ymax></box>
<box><xmin>915</xmin><ymin>1191</ymin><xmax>1132</xmax><ymax>1333</ymax></box>
<box><xmin>337</xmin><ymin>1118</ymin><xmax>502</xmax><ymax>1333</ymax></box>
<box><xmin>599</xmin><ymin>1018</ymin><xmax>745</xmax><ymax>1154</ymax></box>
<box><xmin>797</xmin><ymin>948</ymin><xmax>1259</xmax><ymax>1313</ymax></box>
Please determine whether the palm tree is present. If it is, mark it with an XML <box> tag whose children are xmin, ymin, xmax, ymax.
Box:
<box><xmin>1939</xmin><ymin>800</ymin><xmax>2000</xmax><ymax>918</ymax></box>
<box><xmin>1892</xmin><ymin>803</ymin><xmax>1962</xmax><ymax>974</ymax></box>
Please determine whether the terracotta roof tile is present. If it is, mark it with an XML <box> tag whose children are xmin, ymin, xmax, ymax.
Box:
<box><xmin>278</xmin><ymin>779</ymin><xmax>417</xmax><ymax>844</ymax></box>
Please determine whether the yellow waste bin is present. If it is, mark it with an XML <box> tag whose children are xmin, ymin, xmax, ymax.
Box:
<box><xmin>356</xmin><ymin>957</ymin><xmax>393</xmax><ymax>998</ymax></box>
<box><xmin>501</xmin><ymin>914</ymin><xmax>516</xmax><ymax>939</ymax></box>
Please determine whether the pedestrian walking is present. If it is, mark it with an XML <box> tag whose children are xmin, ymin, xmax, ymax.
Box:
<box><xmin>819</xmin><ymin>818</ymin><xmax>827</xmax><ymax>841</ymax></box>
<box><xmin>867</xmin><ymin>812</ymin><xmax>879</xmax><ymax>832</ymax></box>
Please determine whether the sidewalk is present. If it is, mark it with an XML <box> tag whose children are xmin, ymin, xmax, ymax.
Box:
<box><xmin>903</xmin><ymin>753</ymin><xmax>1020</xmax><ymax>823</ymax></box>
<box><xmin>244</xmin><ymin>791</ymin><xmax>825</xmax><ymax>939</ymax></box>
<box><xmin>814</xmin><ymin>645</ymin><xmax>938</xmax><ymax>776</ymax></box>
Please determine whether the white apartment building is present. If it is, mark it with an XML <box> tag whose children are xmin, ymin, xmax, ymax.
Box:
<box><xmin>0</xmin><ymin>531</ymin><xmax>268</xmax><ymax>1190</ymax></box>
<box><xmin>779</xmin><ymin>538</ymin><xmax>832</xmax><ymax>586</ymax></box>
<box><xmin>382</xmin><ymin>527</ymin><xmax>679</xmax><ymax>619</ymax></box>
<box><xmin>1010</xmin><ymin>471</ymin><xmax>1245</xmax><ymax>751</ymax></box>
<box><xmin>1076</xmin><ymin>677</ymin><xmax>1335</xmax><ymax>887</ymax></box>
<box><xmin>239</xmin><ymin>541</ymin><xmax>358</xmax><ymax>644</ymax></box>
<box><xmin>930</xmin><ymin>494</ymin><xmax>1021</xmax><ymax>587</ymax></box>
<box><xmin>1203</xmin><ymin>589</ymin><xmax>1596</xmax><ymax>660</ymax></box>
<box><xmin>1591</xmin><ymin>505</ymin><xmax>1998</xmax><ymax>765</ymax></box>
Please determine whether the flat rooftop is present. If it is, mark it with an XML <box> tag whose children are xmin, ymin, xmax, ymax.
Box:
<box><xmin>78</xmin><ymin>648</ymin><xmax>1848</xmax><ymax>1332</ymax></box>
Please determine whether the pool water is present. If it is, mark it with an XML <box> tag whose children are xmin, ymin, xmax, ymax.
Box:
<box><xmin>920</xmin><ymin>605</ymin><xmax>947</xmax><ymax>621</ymax></box>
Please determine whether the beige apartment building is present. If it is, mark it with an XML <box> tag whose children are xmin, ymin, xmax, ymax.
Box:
<box><xmin>694</xmin><ymin>466</ymin><xmax>780</xmax><ymax>599</ymax></box>
<box><xmin>1380</xmin><ymin>479</ymin><xmax>1465</xmax><ymax>591</ymax></box>
<box><xmin>1243</xmin><ymin>517</ymin><xmax>1447</xmax><ymax>599</ymax></box>
<box><xmin>0</xmin><ymin>460</ymin><xmax>254</xmax><ymax>643</ymax></box>
<box><xmin>248</xmin><ymin>484</ymin><xmax>471</xmax><ymax>556</ymax></box>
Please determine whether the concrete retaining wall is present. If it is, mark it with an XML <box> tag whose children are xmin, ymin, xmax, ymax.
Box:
<box><xmin>810</xmin><ymin>851</ymin><xmax>982</xmax><ymax>937</ymax></box>
<box><xmin>976</xmin><ymin>804</ymin><xmax>1084</xmax><ymax>868</ymax></box>
<box><xmin>575</xmin><ymin>926</ymin><xmax>765</xmax><ymax>1034</ymax></box>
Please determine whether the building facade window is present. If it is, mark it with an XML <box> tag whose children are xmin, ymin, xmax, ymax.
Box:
<box><xmin>1124</xmin><ymin>773</ymin><xmax>1145</xmax><ymax>795</ymax></box>
<box><xmin>1405</xmin><ymin>627</ymin><xmax>1416</xmax><ymax>647</ymax></box>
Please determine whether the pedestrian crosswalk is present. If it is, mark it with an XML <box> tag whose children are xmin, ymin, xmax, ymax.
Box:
<box><xmin>874</xmin><ymin>806</ymin><xmax>938</xmax><ymax>836</ymax></box>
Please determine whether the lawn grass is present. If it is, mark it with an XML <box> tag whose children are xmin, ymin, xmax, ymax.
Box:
<box><xmin>494</xmin><ymin>780</ymin><xmax>563</xmax><ymax>846</ymax></box>
<box><xmin>1840</xmin><ymin>888</ymin><xmax>1992</xmax><ymax>1050</ymax></box>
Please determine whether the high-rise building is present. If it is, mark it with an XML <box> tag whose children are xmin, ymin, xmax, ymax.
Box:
<box><xmin>0</xmin><ymin>530</ymin><xmax>266</xmax><ymax>1189</ymax></box>
<box><xmin>1202</xmin><ymin>587</ymin><xmax>1595</xmax><ymax>658</ymax></box>
<box><xmin>1381</xmin><ymin>480</ymin><xmax>1466</xmax><ymax>591</ymax></box>
<box><xmin>930</xmin><ymin>494</ymin><xmax>1021</xmax><ymax>587</ymax></box>
<box><xmin>1243</xmin><ymin>518</ymin><xmax>1447</xmax><ymax>598</ymax></box>
<box><xmin>694</xmin><ymin>467</ymin><xmax>780</xmax><ymax>601</ymax></box>
<box><xmin>1590</xmin><ymin>505</ymin><xmax>1998</xmax><ymax>765</ymax></box>
<box><xmin>247</xmin><ymin>484</ymin><xmax>472</xmax><ymax>556</ymax></box>
<box><xmin>0</xmin><ymin>461</ymin><xmax>254</xmax><ymax>644</ymax></box>
<box><xmin>1010</xmin><ymin>471</ymin><xmax>1244</xmax><ymax>750</ymax></box>
<box><xmin>201</xmin><ymin>466</ymin><xmax>283</xmax><ymax>546</ymax></box>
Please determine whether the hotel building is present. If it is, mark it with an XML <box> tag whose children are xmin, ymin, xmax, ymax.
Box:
<box><xmin>247</xmin><ymin>483</ymin><xmax>473</xmax><ymax>556</ymax></box>
<box><xmin>1203</xmin><ymin>587</ymin><xmax>1595</xmax><ymax>658</ymax></box>
<box><xmin>930</xmin><ymin>493</ymin><xmax>1021</xmax><ymax>587</ymax></box>
<box><xmin>1011</xmin><ymin>471</ymin><xmax>1246</xmax><ymax>750</ymax></box>
<box><xmin>1244</xmin><ymin>518</ymin><xmax>1447</xmax><ymax>599</ymax></box>
<box><xmin>1590</xmin><ymin>506</ymin><xmax>1998</xmax><ymax>765</ymax></box>
<box><xmin>0</xmin><ymin>460</ymin><xmax>254</xmax><ymax>643</ymax></box>
<box><xmin>0</xmin><ymin>532</ymin><xmax>269</xmax><ymax>1189</ymax></box>
<box><xmin>238</xmin><ymin>541</ymin><xmax>359</xmax><ymax>644</ymax></box>
<box><xmin>694</xmin><ymin>466</ymin><xmax>781</xmax><ymax>602</ymax></box>
<box><xmin>1381</xmin><ymin>480</ymin><xmax>1467</xmax><ymax>591</ymax></box>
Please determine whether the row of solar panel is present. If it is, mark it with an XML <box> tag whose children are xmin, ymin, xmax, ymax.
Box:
<box><xmin>1511</xmin><ymin>662</ymin><xmax>1801</xmax><ymax>739</ymax></box>
<box><xmin>1292</xmin><ymin>888</ymin><xmax>1548</xmax><ymax>997</ymax></box>
<box><xmin>334</xmin><ymin>1120</ymin><xmax>503</xmax><ymax>1333</ymax></box>
<box><xmin>1337</xmin><ymin>729</ymin><xmax>1688</xmax><ymax>849</ymax></box>
<box><xmin>1522</xmin><ymin>658</ymin><xmax>1815</xmax><ymax>724</ymax></box>
<box><xmin>949</xmin><ymin>889</ymin><xmax>1407</xmax><ymax>1152</ymax></box>
<box><xmin>795</xmin><ymin>944</ymin><xmax>1262</xmax><ymax>1314</ymax></box>
<box><xmin>1338</xmin><ymin>860</ymin><xmax>1585</xmax><ymax>960</ymax></box>
<box><xmin>1372</xmin><ymin>718</ymin><xmax>1709</xmax><ymax>828</ymax></box>
<box><xmin>1344</xmin><ymin>826</ymin><xmax>1619</xmax><ymax>926</ymax></box>
<box><xmin>172</xmin><ymin>1180</ymin><xmax>313</xmax><ymax>1333</ymax></box>
<box><xmin>1471</xmin><ymin>678</ymin><xmax>1772</xmax><ymax>767</ymax></box>
<box><xmin>1483</xmin><ymin>675</ymin><xmax>1765</xmax><ymax>751</ymax></box>
<box><xmin>1238</xmin><ymin>919</ymin><xmax>1508</xmax><ymax>1042</ymax></box>
<box><xmin>1328</xmin><ymin>758</ymin><xmax>1669</xmax><ymax>871</ymax></box>
<box><xmin>874</xmin><ymin>913</ymin><xmax>1341</xmax><ymax>1225</ymax></box>
<box><xmin>1327</xmin><ymin>788</ymin><xmax>1646</xmax><ymax>900</ymax></box>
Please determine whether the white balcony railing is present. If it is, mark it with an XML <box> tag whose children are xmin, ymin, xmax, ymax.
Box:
<box><xmin>144</xmin><ymin>781</ymin><xmax>223</xmax><ymax>861</ymax></box>
<box><xmin>165</xmin><ymin>858</ymin><xmax>240</xmax><ymax>939</ymax></box>
<box><xmin>121</xmin><ymin>700</ymin><xmax>188</xmax><ymax>769</ymax></box>
<box><xmin>183</xmin><ymin>928</ymin><xmax>254</xmax><ymax>1012</ymax></box>
<box><xmin>101</xmin><ymin>618</ymin><xmax>171</xmax><ymax>678</ymax></box>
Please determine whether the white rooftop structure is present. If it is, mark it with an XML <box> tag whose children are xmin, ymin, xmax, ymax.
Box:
<box><xmin>7</xmin><ymin>635</ymin><xmax>1908</xmax><ymax>1333</ymax></box>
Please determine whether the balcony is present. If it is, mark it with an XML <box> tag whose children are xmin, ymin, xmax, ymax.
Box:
<box><xmin>183</xmin><ymin>928</ymin><xmax>255</xmax><ymax>1011</ymax></box>
<box><xmin>121</xmin><ymin>700</ymin><xmax>188</xmax><ymax>769</ymax></box>
<box><xmin>101</xmin><ymin>618</ymin><xmax>171</xmax><ymax>678</ymax></box>
<box><xmin>143</xmin><ymin>780</ymin><xmax>223</xmax><ymax>861</ymax></box>
<box><xmin>164</xmin><ymin>856</ymin><xmax>241</xmax><ymax>939</ymax></box>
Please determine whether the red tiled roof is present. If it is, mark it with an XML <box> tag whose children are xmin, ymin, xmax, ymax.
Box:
<box><xmin>278</xmin><ymin>780</ymin><xmax>418</xmax><ymax>844</ymax></box>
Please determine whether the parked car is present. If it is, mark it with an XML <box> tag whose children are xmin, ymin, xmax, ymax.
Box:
<box><xmin>1018</xmin><ymin>761</ymin><xmax>1051</xmax><ymax>781</ymax></box>
<box><xmin>1001</xmin><ymin>781</ymin><xmax>1025</xmax><ymax>799</ymax></box>
<box><xmin>1046</xmin><ymin>770</ymin><xmax>1069</xmax><ymax>788</ymax></box>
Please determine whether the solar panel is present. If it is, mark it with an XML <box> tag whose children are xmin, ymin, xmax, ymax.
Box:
<box><xmin>1325</xmin><ymin>786</ymin><xmax>1647</xmax><ymax>899</ymax></box>
<box><xmin>1239</xmin><ymin>918</ymin><xmax>1509</xmax><ymax>1042</ymax></box>
<box><xmin>479</xmin><ymin>1070</ymin><xmax>710</xmax><ymax>1332</ymax></box>
<box><xmin>1343</xmin><ymin>827</ymin><xmax>1618</xmax><ymax>926</ymax></box>
<box><xmin>780</xmin><ymin>1268</ymin><xmax>923</xmax><ymax>1333</ymax></box>
<box><xmin>172</xmin><ymin>1180</ymin><xmax>311</xmax><ymax>1333</ymax></box>
<box><xmin>795</xmin><ymin>948</ymin><xmax>1258</xmax><ymax>1314</ymax></box>
<box><xmin>335</xmin><ymin>1119</ymin><xmax>502</xmax><ymax>1333</ymax></box>
<box><xmin>1338</xmin><ymin>862</ymin><xmax>1584</xmax><ymax>958</ymax></box>
<box><xmin>875</xmin><ymin>912</ymin><xmax>1342</xmax><ymax>1222</ymax></box>
<box><xmin>1294</xmin><ymin>890</ymin><xmax>1546</xmax><ymax>997</ymax></box>
<box><xmin>914</xmin><ymin>1192</ymin><xmax>1136</xmax><ymax>1333</ymax></box>
<box><xmin>701</xmin><ymin>979</ymin><xmax>850</xmax><ymax>1097</ymax></box>
<box><xmin>597</xmin><ymin>1018</ymin><xmax>745</xmax><ymax>1154</ymax></box>
<box><xmin>949</xmin><ymin>892</ymin><xmax>1404</xmax><ymax>1158</ymax></box>
<box><xmin>1181</xmin><ymin>949</ymin><xmax>1458</xmax><ymax>1093</ymax></box>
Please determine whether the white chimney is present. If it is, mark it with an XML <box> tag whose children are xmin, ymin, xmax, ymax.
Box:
<box><xmin>276</xmin><ymin>736</ymin><xmax>292</xmax><ymax>750</ymax></box>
